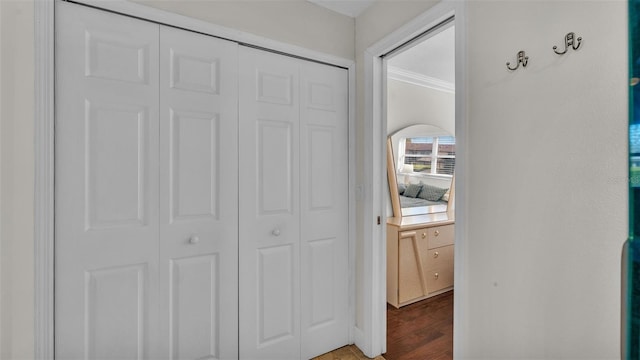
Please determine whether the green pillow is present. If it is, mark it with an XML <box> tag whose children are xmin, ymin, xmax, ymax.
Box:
<box><xmin>403</xmin><ymin>183</ymin><xmax>423</xmax><ymax>198</ymax></box>
<box><xmin>417</xmin><ymin>184</ymin><xmax>448</xmax><ymax>201</ymax></box>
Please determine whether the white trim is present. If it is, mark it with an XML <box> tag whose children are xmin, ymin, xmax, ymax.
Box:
<box><xmin>352</xmin><ymin>324</ymin><xmax>366</xmax><ymax>352</ymax></box>
<box><xmin>361</xmin><ymin>1</ymin><xmax>468</xmax><ymax>357</ymax></box>
<box><xmin>452</xmin><ymin>5</ymin><xmax>469</xmax><ymax>357</ymax></box>
<box><xmin>35</xmin><ymin>0</ymin><xmax>357</xmax><ymax>357</ymax></box>
<box><xmin>74</xmin><ymin>0</ymin><xmax>353</xmax><ymax>69</ymax></box>
<box><xmin>34</xmin><ymin>0</ymin><xmax>55</xmax><ymax>358</ymax></box>
<box><xmin>379</xmin><ymin>58</ymin><xmax>389</xmax><ymax>356</ymax></box>
<box><xmin>387</xmin><ymin>66</ymin><xmax>455</xmax><ymax>93</ymax></box>
<box><xmin>0</xmin><ymin>0</ymin><xmax>3</xmax><ymax>354</ymax></box>
<box><xmin>348</xmin><ymin>63</ymin><xmax>357</xmax><ymax>344</ymax></box>
<box><xmin>353</xmin><ymin>49</ymin><xmax>379</xmax><ymax>358</ymax></box>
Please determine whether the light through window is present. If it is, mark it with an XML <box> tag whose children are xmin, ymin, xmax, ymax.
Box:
<box><xmin>401</xmin><ymin>136</ymin><xmax>455</xmax><ymax>176</ymax></box>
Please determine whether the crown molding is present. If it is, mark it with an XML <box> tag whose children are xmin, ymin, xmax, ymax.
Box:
<box><xmin>387</xmin><ymin>66</ymin><xmax>454</xmax><ymax>94</ymax></box>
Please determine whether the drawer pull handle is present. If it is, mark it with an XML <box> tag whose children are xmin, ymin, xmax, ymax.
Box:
<box><xmin>434</xmin><ymin>273</ymin><xmax>439</xmax><ymax>280</ymax></box>
<box><xmin>434</xmin><ymin>230</ymin><xmax>440</xmax><ymax>237</ymax></box>
<box><xmin>272</xmin><ymin>228</ymin><xmax>281</xmax><ymax>237</ymax></box>
<box><xmin>421</xmin><ymin>232</ymin><xmax>426</xmax><ymax>239</ymax></box>
<box><xmin>433</xmin><ymin>251</ymin><xmax>439</xmax><ymax>258</ymax></box>
<box><xmin>189</xmin><ymin>235</ymin><xmax>200</xmax><ymax>244</ymax></box>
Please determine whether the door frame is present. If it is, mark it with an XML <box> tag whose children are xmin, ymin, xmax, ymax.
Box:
<box><xmin>34</xmin><ymin>1</ymin><xmax>356</xmax><ymax>358</ymax></box>
<box><xmin>360</xmin><ymin>1</ymin><xmax>468</xmax><ymax>357</ymax></box>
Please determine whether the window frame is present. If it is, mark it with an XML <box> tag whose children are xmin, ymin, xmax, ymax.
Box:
<box><xmin>398</xmin><ymin>135</ymin><xmax>455</xmax><ymax>178</ymax></box>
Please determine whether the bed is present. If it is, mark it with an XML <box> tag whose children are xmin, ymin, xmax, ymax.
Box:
<box><xmin>397</xmin><ymin>182</ymin><xmax>449</xmax><ymax>208</ymax></box>
<box><xmin>399</xmin><ymin>195</ymin><xmax>446</xmax><ymax>208</ymax></box>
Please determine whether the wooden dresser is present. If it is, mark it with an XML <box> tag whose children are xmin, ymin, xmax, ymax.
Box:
<box><xmin>387</xmin><ymin>213</ymin><xmax>454</xmax><ymax>308</ymax></box>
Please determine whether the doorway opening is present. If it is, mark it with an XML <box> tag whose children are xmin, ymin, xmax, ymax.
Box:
<box><xmin>382</xmin><ymin>19</ymin><xmax>456</xmax><ymax>360</ymax></box>
<box><xmin>358</xmin><ymin>1</ymin><xmax>466</xmax><ymax>357</ymax></box>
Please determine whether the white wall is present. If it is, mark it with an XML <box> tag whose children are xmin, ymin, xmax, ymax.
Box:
<box><xmin>461</xmin><ymin>1</ymin><xmax>627</xmax><ymax>358</ymax></box>
<box><xmin>387</xmin><ymin>78</ymin><xmax>455</xmax><ymax>135</ymax></box>
<box><xmin>0</xmin><ymin>0</ymin><xmax>35</xmax><ymax>359</ymax></box>
<box><xmin>131</xmin><ymin>0</ymin><xmax>355</xmax><ymax>60</ymax></box>
<box><xmin>359</xmin><ymin>0</ymin><xmax>627</xmax><ymax>359</ymax></box>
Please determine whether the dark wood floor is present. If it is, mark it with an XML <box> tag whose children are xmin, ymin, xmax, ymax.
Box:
<box><xmin>384</xmin><ymin>290</ymin><xmax>453</xmax><ymax>360</ymax></box>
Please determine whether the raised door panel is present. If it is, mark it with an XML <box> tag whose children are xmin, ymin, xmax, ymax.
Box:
<box><xmin>85</xmin><ymin>101</ymin><xmax>149</xmax><ymax>230</ymax></box>
<box><xmin>239</xmin><ymin>46</ymin><xmax>301</xmax><ymax>360</ymax></box>
<box><xmin>169</xmin><ymin>255</ymin><xmax>220</xmax><ymax>359</ymax></box>
<box><xmin>300</xmin><ymin>62</ymin><xmax>349</xmax><ymax>359</ymax></box>
<box><xmin>159</xmin><ymin>26</ymin><xmax>239</xmax><ymax>360</ymax></box>
<box><xmin>55</xmin><ymin>3</ymin><xmax>160</xmax><ymax>358</ymax></box>
<box><xmin>257</xmin><ymin>245</ymin><xmax>295</xmax><ymax>346</ymax></box>
<box><xmin>85</xmin><ymin>264</ymin><xmax>148</xmax><ymax>359</ymax></box>
<box><xmin>84</xmin><ymin>32</ymin><xmax>150</xmax><ymax>84</ymax></box>
<box><xmin>168</xmin><ymin>110</ymin><xmax>219</xmax><ymax>222</ymax></box>
<box><xmin>258</xmin><ymin>120</ymin><xmax>294</xmax><ymax>214</ymax></box>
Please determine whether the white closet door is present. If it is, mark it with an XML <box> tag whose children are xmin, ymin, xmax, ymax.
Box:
<box><xmin>158</xmin><ymin>26</ymin><xmax>239</xmax><ymax>360</ymax></box>
<box><xmin>55</xmin><ymin>2</ymin><xmax>161</xmax><ymax>358</ymax></box>
<box><xmin>239</xmin><ymin>46</ymin><xmax>350</xmax><ymax>359</ymax></box>
<box><xmin>239</xmin><ymin>47</ymin><xmax>301</xmax><ymax>360</ymax></box>
<box><xmin>299</xmin><ymin>61</ymin><xmax>349</xmax><ymax>359</ymax></box>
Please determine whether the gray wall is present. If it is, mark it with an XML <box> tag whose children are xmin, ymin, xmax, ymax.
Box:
<box><xmin>0</xmin><ymin>0</ymin><xmax>35</xmax><ymax>358</ymax></box>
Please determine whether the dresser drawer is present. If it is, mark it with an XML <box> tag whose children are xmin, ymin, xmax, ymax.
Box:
<box><xmin>427</xmin><ymin>224</ymin><xmax>454</xmax><ymax>249</ymax></box>
<box><xmin>426</xmin><ymin>267</ymin><xmax>454</xmax><ymax>293</ymax></box>
<box><xmin>426</xmin><ymin>244</ymin><xmax>454</xmax><ymax>271</ymax></box>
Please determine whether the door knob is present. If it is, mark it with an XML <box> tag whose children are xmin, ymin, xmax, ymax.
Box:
<box><xmin>272</xmin><ymin>228</ymin><xmax>281</xmax><ymax>236</ymax></box>
<box><xmin>189</xmin><ymin>235</ymin><xmax>200</xmax><ymax>244</ymax></box>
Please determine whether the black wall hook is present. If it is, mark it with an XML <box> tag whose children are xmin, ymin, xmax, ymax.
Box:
<box><xmin>506</xmin><ymin>50</ymin><xmax>529</xmax><ymax>71</ymax></box>
<box><xmin>553</xmin><ymin>32</ymin><xmax>582</xmax><ymax>54</ymax></box>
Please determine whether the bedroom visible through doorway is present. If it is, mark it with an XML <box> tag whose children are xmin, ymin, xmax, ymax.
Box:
<box><xmin>383</xmin><ymin>19</ymin><xmax>455</xmax><ymax>360</ymax></box>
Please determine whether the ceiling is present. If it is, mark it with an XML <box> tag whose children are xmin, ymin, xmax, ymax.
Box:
<box><xmin>307</xmin><ymin>0</ymin><xmax>377</xmax><ymax>18</ymax></box>
<box><xmin>388</xmin><ymin>25</ymin><xmax>455</xmax><ymax>86</ymax></box>
<box><xmin>306</xmin><ymin>0</ymin><xmax>454</xmax><ymax>87</ymax></box>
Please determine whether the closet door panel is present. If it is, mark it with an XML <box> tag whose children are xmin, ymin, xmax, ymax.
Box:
<box><xmin>239</xmin><ymin>46</ymin><xmax>301</xmax><ymax>360</ymax></box>
<box><xmin>159</xmin><ymin>26</ymin><xmax>239</xmax><ymax>360</ymax></box>
<box><xmin>300</xmin><ymin>62</ymin><xmax>350</xmax><ymax>359</ymax></box>
<box><xmin>55</xmin><ymin>2</ymin><xmax>160</xmax><ymax>358</ymax></box>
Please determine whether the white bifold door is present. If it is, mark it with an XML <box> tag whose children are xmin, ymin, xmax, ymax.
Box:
<box><xmin>56</xmin><ymin>3</ymin><xmax>238</xmax><ymax>359</ymax></box>
<box><xmin>56</xmin><ymin>3</ymin><xmax>349</xmax><ymax>359</ymax></box>
<box><xmin>238</xmin><ymin>47</ymin><xmax>349</xmax><ymax>360</ymax></box>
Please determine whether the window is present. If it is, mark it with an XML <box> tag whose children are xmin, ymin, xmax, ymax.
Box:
<box><xmin>400</xmin><ymin>136</ymin><xmax>455</xmax><ymax>176</ymax></box>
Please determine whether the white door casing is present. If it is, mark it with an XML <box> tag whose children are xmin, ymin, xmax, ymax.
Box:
<box><xmin>55</xmin><ymin>3</ymin><xmax>161</xmax><ymax>358</ymax></box>
<box><xmin>158</xmin><ymin>26</ymin><xmax>239</xmax><ymax>360</ymax></box>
